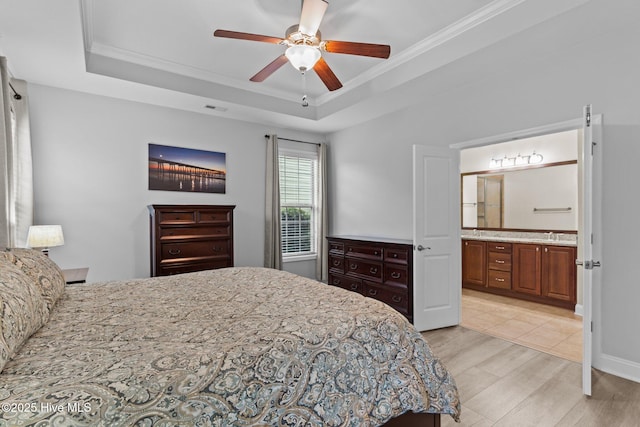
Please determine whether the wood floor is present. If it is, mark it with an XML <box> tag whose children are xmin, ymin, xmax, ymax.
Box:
<box><xmin>422</xmin><ymin>326</ymin><xmax>640</xmax><ymax>426</ymax></box>
<box><xmin>461</xmin><ymin>289</ymin><xmax>582</xmax><ymax>362</ymax></box>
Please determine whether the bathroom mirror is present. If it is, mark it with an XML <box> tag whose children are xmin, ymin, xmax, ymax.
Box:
<box><xmin>461</xmin><ymin>161</ymin><xmax>578</xmax><ymax>231</ymax></box>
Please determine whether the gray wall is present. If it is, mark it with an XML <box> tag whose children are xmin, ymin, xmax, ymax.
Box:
<box><xmin>28</xmin><ymin>84</ymin><xmax>321</xmax><ymax>282</ymax></box>
<box><xmin>328</xmin><ymin>4</ymin><xmax>640</xmax><ymax>381</ymax></box>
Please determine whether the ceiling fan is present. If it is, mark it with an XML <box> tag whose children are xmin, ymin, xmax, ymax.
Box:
<box><xmin>213</xmin><ymin>0</ymin><xmax>391</xmax><ymax>100</ymax></box>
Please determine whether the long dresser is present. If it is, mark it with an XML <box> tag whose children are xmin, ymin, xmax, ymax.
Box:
<box><xmin>462</xmin><ymin>238</ymin><xmax>577</xmax><ymax>309</ymax></box>
<box><xmin>327</xmin><ymin>236</ymin><xmax>414</xmax><ymax>322</ymax></box>
<box><xmin>149</xmin><ymin>204</ymin><xmax>235</xmax><ymax>277</ymax></box>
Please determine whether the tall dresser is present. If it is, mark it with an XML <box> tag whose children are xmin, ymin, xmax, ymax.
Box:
<box><xmin>327</xmin><ymin>236</ymin><xmax>414</xmax><ymax>323</ymax></box>
<box><xmin>149</xmin><ymin>204</ymin><xmax>235</xmax><ymax>277</ymax></box>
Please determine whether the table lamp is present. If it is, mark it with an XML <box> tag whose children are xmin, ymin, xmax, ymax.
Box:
<box><xmin>26</xmin><ymin>225</ymin><xmax>64</xmax><ymax>256</ymax></box>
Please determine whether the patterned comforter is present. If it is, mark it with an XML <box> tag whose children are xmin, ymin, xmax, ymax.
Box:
<box><xmin>0</xmin><ymin>266</ymin><xmax>459</xmax><ymax>426</ymax></box>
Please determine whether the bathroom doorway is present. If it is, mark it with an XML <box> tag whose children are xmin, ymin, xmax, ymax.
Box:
<box><xmin>458</xmin><ymin>128</ymin><xmax>583</xmax><ymax>362</ymax></box>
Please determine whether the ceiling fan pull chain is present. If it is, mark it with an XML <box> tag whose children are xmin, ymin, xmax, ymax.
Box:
<box><xmin>301</xmin><ymin>69</ymin><xmax>309</xmax><ymax>107</ymax></box>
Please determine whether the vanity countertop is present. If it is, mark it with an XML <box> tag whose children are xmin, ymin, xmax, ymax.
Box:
<box><xmin>461</xmin><ymin>234</ymin><xmax>577</xmax><ymax>247</ymax></box>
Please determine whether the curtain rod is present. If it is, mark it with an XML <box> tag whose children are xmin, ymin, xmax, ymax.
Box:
<box><xmin>7</xmin><ymin>82</ymin><xmax>22</xmax><ymax>100</ymax></box>
<box><xmin>264</xmin><ymin>135</ymin><xmax>320</xmax><ymax>146</ymax></box>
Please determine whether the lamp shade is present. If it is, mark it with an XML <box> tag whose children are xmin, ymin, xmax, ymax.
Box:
<box><xmin>27</xmin><ymin>225</ymin><xmax>64</xmax><ymax>249</ymax></box>
<box><xmin>285</xmin><ymin>45</ymin><xmax>321</xmax><ymax>71</ymax></box>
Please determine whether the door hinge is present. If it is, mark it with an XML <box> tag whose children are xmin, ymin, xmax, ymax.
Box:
<box><xmin>591</xmin><ymin>321</ymin><xmax>593</xmax><ymax>333</ymax></box>
<box><xmin>592</xmin><ymin>141</ymin><xmax>596</xmax><ymax>156</ymax></box>
<box><xmin>585</xmin><ymin>106</ymin><xmax>592</xmax><ymax>127</ymax></box>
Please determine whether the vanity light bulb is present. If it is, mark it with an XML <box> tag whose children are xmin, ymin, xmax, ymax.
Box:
<box><xmin>530</xmin><ymin>152</ymin><xmax>543</xmax><ymax>164</ymax></box>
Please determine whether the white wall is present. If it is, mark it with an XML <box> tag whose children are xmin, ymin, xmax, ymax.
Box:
<box><xmin>328</xmin><ymin>5</ymin><xmax>640</xmax><ymax>379</ymax></box>
<box><xmin>28</xmin><ymin>84</ymin><xmax>322</xmax><ymax>282</ymax></box>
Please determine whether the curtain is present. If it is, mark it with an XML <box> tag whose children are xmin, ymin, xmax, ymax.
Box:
<box><xmin>264</xmin><ymin>134</ymin><xmax>282</xmax><ymax>269</ymax></box>
<box><xmin>0</xmin><ymin>57</ymin><xmax>33</xmax><ymax>248</ymax></box>
<box><xmin>315</xmin><ymin>143</ymin><xmax>328</xmax><ymax>282</ymax></box>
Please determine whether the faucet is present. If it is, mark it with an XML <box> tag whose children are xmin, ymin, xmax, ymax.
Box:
<box><xmin>546</xmin><ymin>232</ymin><xmax>554</xmax><ymax>241</ymax></box>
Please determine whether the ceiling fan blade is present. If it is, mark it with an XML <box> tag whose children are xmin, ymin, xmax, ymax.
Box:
<box><xmin>299</xmin><ymin>0</ymin><xmax>328</xmax><ymax>36</ymax></box>
<box><xmin>250</xmin><ymin>55</ymin><xmax>289</xmax><ymax>82</ymax></box>
<box><xmin>323</xmin><ymin>40</ymin><xmax>391</xmax><ymax>59</ymax></box>
<box><xmin>214</xmin><ymin>29</ymin><xmax>284</xmax><ymax>44</ymax></box>
<box><xmin>313</xmin><ymin>57</ymin><xmax>342</xmax><ymax>91</ymax></box>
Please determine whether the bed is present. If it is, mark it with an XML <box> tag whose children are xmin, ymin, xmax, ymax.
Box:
<box><xmin>0</xmin><ymin>248</ymin><xmax>460</xmax><ymax>426</ymax></box>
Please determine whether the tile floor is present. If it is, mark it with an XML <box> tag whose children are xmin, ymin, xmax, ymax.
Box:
<box><xmin>461</xmin><ymin>288</ymin><xmax>583</xmax><ymax>362</ymax></box>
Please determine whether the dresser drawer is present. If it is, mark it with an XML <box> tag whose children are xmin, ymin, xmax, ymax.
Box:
<box><xmin>159</xmin><ymin>259</ymin><xmax>230</xmax><ymax>276</ymax></box>
<box><xmin>384</xmin><ymin>264</ymin><xmax>409</xmax><ymax>286</ymax></box>
<box><xmin>488</xmin><ymin>251</ymin><xmax>512</xmax><ymax>272</ymax></box>
<box><xmin>329</xmin><ymin>273</ymin><xmax>362</xmax><ymax>293</ymax></box>
<box><xmin>384</xmin><ymin>247</ymin><xmax>409</xmax><ymax>264</ymax></box>
<box><xmin>346</xmin><ymin>259</ymin><xmax>383</xmax><ymax>281</ymax></box>
<box><xmin>158</xmin><ymin>210</ymin><xmax>197</xmax><ymax>224</ymax></box>
<box><xmin>488</xmin><ymin>270</ymin><xmax>511</xmax><ymax>289</ymax></box>
<box><xmin>329</xmin><ymin>241</ymin><xmax>344</xmax><ymax>255</ymax></box>
<box><xmin>197</xmin><ymin>209</ymin><xmax>232</xmax><ymax>224</ymax></box>
<box><xmin>488</xmin><ymin>242</ymin><xmax>512</xmax><ymax>253</ymax></box>
<box><xmin>345</xmin><ymin>244</ymin><xmax>384</xmax><ymax>260</ymax></box>
<box><xmin>161</xmin><ymin>240</ymin><xmax>231</xmax><ymax>260</ymax></box>
<box><xmin>364</xmin><ymin>282</ymin><xmax>409</xmax><ymax>315</ymax></box>
<box><xmin>159</xmin><ymin>225</ymin><xmax>230</xmax><ymax>239</ymax></box>
<box><xmin>329</xmin><ymin>255</ymin><xmax>345</xmax><ymax>274</ymax></box>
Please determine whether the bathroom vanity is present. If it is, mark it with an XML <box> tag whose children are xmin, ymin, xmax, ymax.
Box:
<box><xmin>462</xmin><ymin>235</ymin><xmax>577</xmax><ymax>309</ymax></box>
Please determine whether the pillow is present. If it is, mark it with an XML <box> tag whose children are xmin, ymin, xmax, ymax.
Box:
<box><xmin>0</xmin><ymin>260</ymin><xmax>50</xmax><ymax>372</ymax></box>
<box><xmin>4</xmin><ymin>248</ymin><xmax>66</xmax><ymax>312</ymax></box>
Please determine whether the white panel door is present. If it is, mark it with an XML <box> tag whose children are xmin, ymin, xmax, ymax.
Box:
<box><xmin>412</xmin><ymin>145</ymin><xmax>461</xmax><ymax>331</ymax></box>
<box><xmin>578</xmin><ymin>105</ymin><xmax>602</xmax><ymax>396</ymax></box>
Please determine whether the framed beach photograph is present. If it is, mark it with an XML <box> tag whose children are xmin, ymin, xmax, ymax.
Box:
<box><xmin>148</xmin><ymin>143</ymin><xmax>226</xmax><ymax>193</ymax></box>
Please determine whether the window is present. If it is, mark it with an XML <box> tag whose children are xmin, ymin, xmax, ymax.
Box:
<box><xmin>279</xmin><ymin>148</ymin><xmax>318</xmax><ymax>258</ymax></box>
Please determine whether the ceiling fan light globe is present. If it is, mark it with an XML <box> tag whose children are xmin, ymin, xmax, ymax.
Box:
<box><xmin>285</xmin><ymin>45</ymin><xmax>321</xmax><ymax>71</ymax></box>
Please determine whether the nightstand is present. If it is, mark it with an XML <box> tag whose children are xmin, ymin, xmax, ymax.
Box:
<box><xmin>62</xmin><ymin>268</ymin><xmax>89</xmax><ymax>284</ymax></box>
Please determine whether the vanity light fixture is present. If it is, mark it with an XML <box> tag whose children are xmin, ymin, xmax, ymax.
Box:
<box><xmin>490</xmin><ymin>151</ymin><xmax>544</xmax><ymax>169</ymax></box>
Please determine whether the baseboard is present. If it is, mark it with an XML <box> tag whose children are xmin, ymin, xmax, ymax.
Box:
<box><xmin>574</xmin><ymin>304</ymin><xmax>583</xmax><ymax>317</ymax></box>
<box><xmin>594</xmin><ymin>353</ymin><xmax>640</xmax><ymax>384</ymax></box>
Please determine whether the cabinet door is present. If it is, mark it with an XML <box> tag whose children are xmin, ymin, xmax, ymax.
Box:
<box><xmin>513</xmin><ymin>244</ymin><xmax>541</xmax><ymax>295</ymax></box>
<box><xmin>462</xmin><ymin>240</ymin><xmax>486</xmax><ymax>287</ymax></box>
<box><xmin>542</xmin><ymin>245</ymin><xmax>577</xmax><ymax>303</ymax></box>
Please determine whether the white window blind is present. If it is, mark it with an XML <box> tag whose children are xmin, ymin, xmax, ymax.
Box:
<box><xmin>279</xmin><ymin>149</ymin><xmax>318</xmax><ymax>257</ymax></box>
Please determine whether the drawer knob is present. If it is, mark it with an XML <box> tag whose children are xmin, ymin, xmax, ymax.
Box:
<box><xmin>496</xmin><ymin>278</ymin><xmax>505</xmax><ymax>282</ymax></box>
<box><xmin>391</xmin><ymin>272</ymin><xmax>401</xmax><ymax>279</ymax></box>
<box><xmin>368</xmin><ymin>289</ymin><xmax>378</xmax><ymax>296</ymax></box>
<box><xmin>350</xmin><ymin>283</ymin><xmax>358</xmax><ymax>290</ymax></box>
<box><xmin>392</xmin><ymin>253</ymin><xmax>398</xmax><ymax>258</ymax></box>
<box><xmin>496</xmin><ymin>260</ymin><xmax>505</xmax><ymax>264</ymax></box>
<box><xmin>374</xmin><ymin>251</ymin><xmax>379</xmax><ymax>256</ymax></box>
<box><xmin>392</xmin><ymin>295</ymin><xmax>402</xmax><ymax>303</ymax></box>
<box><xmin>333</xmin><ymin>260</ymin><xmax>341</xmax><ymax>266</ymax></box>
<box><xmin>350</xmin><ymin>263</ymin><xmax>358</xmax><ymax>270</ymax></box>
<box><xmin>334</xmin><ymin>279</ymin><xmax>341</xmax><ymax>285</ymax></box>
<box><xmin>369</xmin><ymin>267</ymin><xmax>378</xmax><ymax>275</ymax></box>
<box><xmin>168</xmin><ymin>248</ymin><xmax>181</xmax><ymax>255</ymax></box>
<box><xmin>496</xmin><ymin>246</ymin><xmax>505</xmax><ymax>250</ymax></box>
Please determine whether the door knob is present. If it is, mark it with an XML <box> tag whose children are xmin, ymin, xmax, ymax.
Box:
<box><xmin>416</xmin><ymin>245</ymin><xmax>430</xmax><ymax>251</ymax></box>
